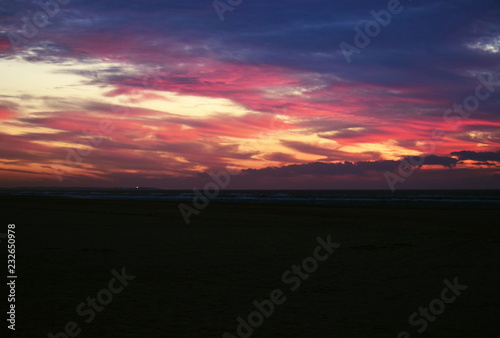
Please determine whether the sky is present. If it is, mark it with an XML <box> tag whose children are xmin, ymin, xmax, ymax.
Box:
<box><xmin>0</xmin><ymin>0</ymin><xmax>499</xmax><ymax>189</ymax></box>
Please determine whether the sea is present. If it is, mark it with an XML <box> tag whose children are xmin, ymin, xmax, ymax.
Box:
<box><xmin>1</xmin><ymin>189</ymin><xmax>499</xmax><ymax>208</ymax></box>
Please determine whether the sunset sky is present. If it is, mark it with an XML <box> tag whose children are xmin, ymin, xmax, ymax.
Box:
<box><xmin>0</xmin><ymin>0</ymin><xmax>499</xmax><ymax>189</ymax></box>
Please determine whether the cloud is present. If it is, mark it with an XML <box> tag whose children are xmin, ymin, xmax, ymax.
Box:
<box><xmin>451</xmin><ymin>150</ymin><xmax>500</xmax><ymax>162</ymax></box>
<box><xmin>242</xmin><ymin>161</ymin><xmax>399</xmax><ymax>178</ymax></box>
<box><xmin>0</xmin><ymin>107</ymin><xmax>16</xmax><ymax>120</ymax></box>
<box><xmin>1</xmin><ymin>0</ymin><xmax>500</xmax><ymax>188</ymax></box>
<box><xmin>419</xmin><ymin>155</ymin><xmax>458</xmax><ymax>168</ymax></box>
<box><xmin>262</xmin><ymin>152</ymin><xmax>306</xmax><ymax>164</ymax></box>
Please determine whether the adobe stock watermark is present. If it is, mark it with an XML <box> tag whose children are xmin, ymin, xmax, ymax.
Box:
<box><xmin>47</xmin><ymin>267</ymin><xmax>135</xmax><ymax>338</ymax></box>
<box><xmin>178</xmin><ymin>167</ymin><xmax>241</xmax><ymax>225</ymax></box>
<box><xmin>7</xmin><ymin>0</ymin><xmax>72</xmax><ymax>51</ymax></box>
<box><xmin>397</xmin><ymin>277</ymin><xmax>468</xmax><ymax>338</ymax></box>
<box><xmin>339</xmin><ymin>0</ymin><xmax>406</xmax><ymax>63</ymax></box>
<box><xmin>223</xmin><ymin>235</ymin><xmax>340</xmax><ymax>338</ymax></box>
<box><xmin>213</xmin><ymin>0</ymin><xmax>243</xmax><ymax>22</ymax></box>
<box><xmin>384</xmin><ymin>72</ymin><xmax>500</xmax><ymax>191</ymax></box>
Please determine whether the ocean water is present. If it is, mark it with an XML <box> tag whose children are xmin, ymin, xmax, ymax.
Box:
<box><xmin>1</xmin><ymin>189</ymin><xmax>499</xmax><ymax>208</ymax></box>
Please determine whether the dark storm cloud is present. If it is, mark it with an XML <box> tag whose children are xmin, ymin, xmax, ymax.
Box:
<box><xmin>240</xmin><ymin>153</ymin><xmax>465</xmax><ymax>180</ymax></box>
<box><xmin>451</xmin><ymin>150</ymin><xmax>500</xmax><ymax>162</ymax></box>
<box><xmin>418</xmin><ymin>155</ymin><xmax>458</xmax><ymax>168</ymax></box>
<box><xmin>242</xmin><ymin>160</ymin><xmax>401</xmax><ymax>178</ymax></box>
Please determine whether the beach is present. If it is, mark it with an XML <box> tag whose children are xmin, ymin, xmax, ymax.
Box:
<box><xmin>2</xmin><ymin>196</ymin><xmax>499</xmax><ymax>337</ymax></box>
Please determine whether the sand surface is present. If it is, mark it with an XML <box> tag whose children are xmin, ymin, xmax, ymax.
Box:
<box><xmin>2</xmin><ymin>196</ymin><xmax>499</xmax><ymax>337</ymax></box>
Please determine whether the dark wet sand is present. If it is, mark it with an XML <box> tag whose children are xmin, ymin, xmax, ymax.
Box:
<box><xmin>2</xmin><ymin>196</ymin><xmax>499</xmax><ymax>337</ymax></box>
